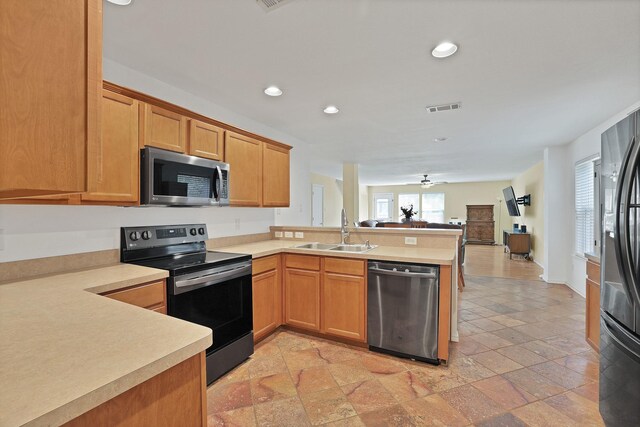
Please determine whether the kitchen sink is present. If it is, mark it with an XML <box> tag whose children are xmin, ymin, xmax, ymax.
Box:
<box><xmin>329</xmin><ymin>244</ymin><xmax>378</xmax><ymax>253</ymax></box>
<box><xmin>293</xmin><ymin>242</ymin><xmax>378</xmax><ymax>253</ymax></box>
<box><xmin>293</xmin><ymin>242</ymin><xmax>339</xmax><ymax>250</ymax></box>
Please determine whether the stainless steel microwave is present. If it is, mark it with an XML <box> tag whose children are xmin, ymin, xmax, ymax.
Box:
<box><xmin>140</xmin><ymin>147</ymin><xmax>229</xmax><ymax>206</ymax></box>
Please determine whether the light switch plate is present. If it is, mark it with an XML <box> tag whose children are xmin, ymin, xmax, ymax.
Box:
<box><xmin>405</xmin><ymin>236</ymin><xmax>417</xmax><ymax>245</ymax></box>
<box><xmin>294</xmin><ymin>232</ymin><xmax>304</xmax><ymax>238</ymax></box>
<box><xmin>275</xmin><ymin>231</ymin><xmax>283</xmax><ymax>238</ymax></box>
<box><xmin>284</xmin><ymin>231</ymin><xmax>294</xmax><ymax>238</ymax></box>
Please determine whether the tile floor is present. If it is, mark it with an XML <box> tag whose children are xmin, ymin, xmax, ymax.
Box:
<box><xmin>206</xmin><ymin>274</ymin><xmax>603</xmax><ymax>426</ymax></box>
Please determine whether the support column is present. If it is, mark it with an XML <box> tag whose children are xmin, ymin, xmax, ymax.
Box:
<box><xmin>342</xmin><ymin>163</ymin><xmax>359</xmax><ymax>225</ymax></box>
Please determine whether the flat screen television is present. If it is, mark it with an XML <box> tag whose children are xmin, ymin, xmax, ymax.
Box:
<box><xmin>503</xmin><ymin>186</ymin><xmax>521</xmax><ymax>217</ymax></box>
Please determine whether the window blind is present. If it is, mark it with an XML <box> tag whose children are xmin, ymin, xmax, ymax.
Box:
<box><xmin>575</xmin><ymin>160</ymin><xmax>595</xmax><ymax>255</ymax></box>
<box><xmin>421</xmin><ymin>193</ymin><xmax>445</xmax><ymax>223</ymax></box>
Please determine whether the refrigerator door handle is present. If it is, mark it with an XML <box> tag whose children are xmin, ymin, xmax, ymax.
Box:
<box><xmin>614</xmin><ymin>135</ymin><xmax>640</xmax><ymax>304</ymax></box>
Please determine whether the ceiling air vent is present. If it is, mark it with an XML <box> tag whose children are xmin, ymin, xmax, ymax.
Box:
<box><xmin>425</xmin><ymin>102</ymin><xmax>462</xmax><ymax>113</ymax></box>
<box><xmin>257</xmin><ymin>0</ymin><xmax>295</xmax><ymax>12</ymax></box>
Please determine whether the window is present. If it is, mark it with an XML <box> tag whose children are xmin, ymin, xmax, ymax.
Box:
<box><xmin>398</xmin><ymin>193</ymin><xmax>420</xmax><ymax>219</ymax></box>
<box><xmin>373</xmin><ymin>193</ymin><xmax>393</xmax><ymax>221</ymax></box>
<box><xmin>421</xmin><ymin>193</ymin><xmax>445</xmax><ymax>223</ymax></box>
<box><xmin>575</xmin><ymin>158</ymin><xmax>596</xmax><ymax>255</ymax></box>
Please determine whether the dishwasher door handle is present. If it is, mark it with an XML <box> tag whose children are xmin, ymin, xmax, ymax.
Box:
<box><xmin>368</xmin><ymin>267</ymin><xmax>437</xmax><ymax>279</ymax></box>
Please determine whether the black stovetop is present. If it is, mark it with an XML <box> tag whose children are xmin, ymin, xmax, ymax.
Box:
<box><xmin>130</xmin><ymin>250</ymin><xmax>251</xmax><ymax>276</ymax></box>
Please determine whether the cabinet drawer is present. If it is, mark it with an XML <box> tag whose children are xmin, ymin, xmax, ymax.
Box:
<box><xmin>253</xmin><ymin>255</ymin><xmax>279</xmax><ymax>276</ymax></box>
<box><xmin>587</xmin><ymin>260</ymin><xmax>600</xmax><ymax>284</ymax></box>
<box><xmin>102</xmin><ymin>280</ymin><xmax>166</xmax><ymax>310</ymax></box>
<box><xmin>324</xmin><ymin>257</ymin><xmax>365</xmax><ymax>276</ymax></box>
<box><xmin>285</xmin><ymin>254</ymin><xmax>320</xmax><ymax>271</ymax></box>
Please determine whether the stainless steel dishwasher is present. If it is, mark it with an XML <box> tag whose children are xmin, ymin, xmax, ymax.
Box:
<box><xmin>367</xmin><ymin>261</ymin><xmax>440</xmax><ymax>364</ymax></box>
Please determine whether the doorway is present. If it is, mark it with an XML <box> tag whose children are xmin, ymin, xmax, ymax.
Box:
<box><xmin>312</xmin><ymin>184</ymin><xmax>324</xmax><ymax>226</ymax></box>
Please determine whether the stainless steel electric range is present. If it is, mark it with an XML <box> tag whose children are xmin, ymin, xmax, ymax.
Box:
<box><xmin>120</xmin><ymin>223</ymin><xmax>253</xmax><ymax>385</ymax></box>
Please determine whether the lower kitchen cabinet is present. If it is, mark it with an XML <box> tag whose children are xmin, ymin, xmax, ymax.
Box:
<box><xmin>322</xmin><ymin>272</ymin><xmax>366</xmax><ymax>342</ymax></box>
<box><xmin>284</xmin><ymin>255</ymin><xmax>321</xmax><ymax>332</ymax></box>
<box><xmin>100</xmin><ymin>280</ymin><xmax>167</xmax><ymax>314</ymax></box>
<box><xmin>586</xmin><ymin>258</ymin><xmax>601</xmax><ymax>351</ymax></box>
<box><xmin>252</xmin><ymin>255</ymin><xmax>282</xmax><ymax>342</ymax></box>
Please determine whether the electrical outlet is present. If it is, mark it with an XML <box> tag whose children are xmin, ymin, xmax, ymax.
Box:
<box><xmin>284</xmin><ymin>231</ymin><xmax>294</xmax><ymax>238</ymax></box>
<box><xmin>294</xmin><ymin>232</ymin><xmax>304</xmax><ymax>239</ymax></box>
<box><xmin>275</xmin><ymin>231</ymin><xmax>283</xmax><ymax>238</ymax></box>
<box><xmin>405</xmin><ymin>236</ymin><xmax>417</xmax><ymax>245</ymax></box>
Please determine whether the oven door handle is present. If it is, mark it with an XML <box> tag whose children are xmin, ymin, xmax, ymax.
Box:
<box><xmin>174</xmin><ymin>263</ymin><xmax>252</xmax><ymax>292</ymax></box>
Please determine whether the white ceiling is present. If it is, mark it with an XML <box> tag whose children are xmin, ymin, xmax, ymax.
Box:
<box><xmin>103</xmin><ymin>0</ymin><xmax>640</xmax><ymax>185</ymax></box>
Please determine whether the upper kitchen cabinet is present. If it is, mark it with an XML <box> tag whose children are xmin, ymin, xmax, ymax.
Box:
<box><xmin>225</xmin><ymin>132</ymin><xmax>263</xmax><ymax>206</ymax></box>
<box><xmin>82</xmin><ymin>90</ymin><xmax>139</xmax><ymax>204</ymax></box>
<box><xmin>141</xmin><ymin>104</ymin><xmax>187</xmax><ymax>153</ymax></box>
<box><xmin>188</xmin><ymin>119</ymin><xmax>225</xmax><ymax>161</ymax></box>
<box><xmin>262</xmin><ymin>143</ymin><xmax>291</xmax><ymax>207</ymax></box>
<box><xmin>0</xmin><ymin>0</ymin><xmax>102</xmax><ymax>199</ymax></box>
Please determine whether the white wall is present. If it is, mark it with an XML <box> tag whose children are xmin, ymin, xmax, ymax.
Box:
<box><xmin>545</xmin><ymin>101</ymin><xmax>640</xmax><ymax>295</ymax></box>
<box><xmin>0</xmin><ymin>59</ymin><xmax>320</xmax><ymax>263</ymax></box>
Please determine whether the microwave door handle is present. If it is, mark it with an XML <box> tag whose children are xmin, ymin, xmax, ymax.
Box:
<box><xmin>213</xmin><ymin>165</ymin><xmax>222</xmax><ymax>202</ymax></box>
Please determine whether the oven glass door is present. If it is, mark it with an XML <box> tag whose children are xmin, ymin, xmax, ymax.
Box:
<box><xmin>168</xmin><ymin>273</ymin><xmax>252</xmax><ymax>353</ymax></box>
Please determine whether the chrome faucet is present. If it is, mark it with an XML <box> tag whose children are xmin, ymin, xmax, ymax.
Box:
<box><xmin>341</xmin><ymin>208</ymin><xmax>350</xmax><ymax>244</ymax></box>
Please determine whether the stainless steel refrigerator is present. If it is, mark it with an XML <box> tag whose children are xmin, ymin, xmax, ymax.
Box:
<box><xmin>600</xmin><ymin>108</ymin><xmax>640</xmax><ymax>425</ymax></box>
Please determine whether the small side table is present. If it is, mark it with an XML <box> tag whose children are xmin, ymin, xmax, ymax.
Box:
<box><xmin>503</xmin><ymin>230</ymin><xmax>531</xmax><ymax>259</ymax></box>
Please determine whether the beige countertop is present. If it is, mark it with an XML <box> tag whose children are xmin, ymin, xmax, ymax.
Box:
<box><xmin>584</xmin><ymin>252</ymin><xmax>600</xmax><ymax>263</ymax></box>
<box><xmin>215</xmin><ymin>240</ymin><xmax>455</xmax><ymax>265</ymax></box>
<box><xmin>0</xmin><ymin>264</ymin><xmax>213</xmax><ymax>427</ymax></box>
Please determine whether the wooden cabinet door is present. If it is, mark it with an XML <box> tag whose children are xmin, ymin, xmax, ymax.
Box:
<box><xmin>0</xmin><ymin>0</ymin><xmax>101</xmax><ymax>199</ymax></box>
<box><xmin>262</xmin><ymin>143</ymin><xmax>290</xmax><ymax>207</ymax></box>
<box><xmin>322</xmin><ymin>273</ymin><xmax>366</xmax><ymax>342</ymax></box>
<box><xmin>253</xmin><ymin>269</ymin><xmax>281</xmax><ymax>341</ymax></box>
<box><xmin>284</xmin><ymin>268</ymin><xmax>321</xmax><ymax>332</ymax></box>
<box><xmin>188</xmin><ymin>119</ymin><xmax>224</xmax><ymax>161</ymax></box>
<box><xmin>83</xmin><ymin>90</ymin><xmax>139</xmax><ymax>203</ymax></box>
<box><xmin>142</xmin><ymin>103</ymin><xmax>187</xmax><ymax>153</ymax></box>
<box><xmin>225</xmin><ymin>132</ymin><xmax>263</xmax><ymax>206</ymax></box>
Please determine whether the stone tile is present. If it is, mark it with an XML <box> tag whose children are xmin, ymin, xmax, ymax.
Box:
<box><xmin>503</xmin><ymin>368</ymin><xmax>567</xmax><ymax>399</ymax></box>
<box><xmin>486</xmin><ymin>315</ymin><xmax>526</xmax><ymax>327</ymax></box>
<box><xmin>254</xmin><ymin>396</ymin><xmax>310</xmax><ymax>427</ymax></box>
<box><xmin>358</xmin><ymin>353</ymin><xmax>407</xmax><ymax>376</ymax></box>
<box><xmin>543</xmin><ymin>334</ymin><xmax>593</xmax><ymax>355</ymax></box>
<box><xmin>511</xmin><ymin>400</ymin><xmax>580</xmax><ymax>427</ymax></box>
<box><xmin>491</xmin><ymin>327</ymin><xmax>536</xmax><ymax>345</ymax></box>
<box><xmin>469</xmin><ymin>318</ymin><xmax>507</xmax><ymax>332</ymax></box>
<box><xmin>300</xmin><ymin>387</ymin><xmax>357</xmax><ymax>425</ymax></box>
<box><xmin>250</xmin><ymin>372</ymin><xmax>297</xmax><ymax>404</ymax></box>
<box><xmin>440</xmin><ymin>384</ymin><xmax>504</xmax><ymax>423</ymax></box>
<box><xmin>378</xmin><ymin>370</ymin><xmax>432</xmax><ymax>402</ymax></box>
<box><xmin>456</xmin><ymin>336</ymin><xmax>491</xmax><ymax>355</ymax></box>
<box><xmin>471</xmin><ymin>350</ymin><xmax>524</xmax><ymax>374</ymax></box>
<box><xmin>207</xmin><ymin>406</ymin><xmax>256</xmax><ymax>427</ymax></box>
<box><xmin>496</xmin><ymin>345</ymin><xmax>547</xmax><ymax>366</ymax></box>
<box><xmin>358</xmin><ymin>404</ymin><xmax>416</xmax><ymax>427</ymax></box>
<box><xmin>475</xmin><ymin>412</ymin><xmax>527</xmax><ymax>427</ymax></box>
<box><xmin>448</xmin><ymin>355</ymin><xmax>496</xmax><ymax>381</ymax></box>
<box><xmin>473</xmin><ymin>375</ymin><xmax>536</xmax><ymax>410</ymax></box>
<box><xmin>521</xmin><ymin>340</ymin><xmax>570</xmax><ymax>359</ymax></box>
<box><xmin>485</xmin><ymin>303</ymin><xmax>520</xmax><ymax>314</ymax></box>
<box><xmin>314</xmin><ymin>344</ymin><xmax>362</xmax><ymax>364</ymax></box>
<box><xmin>458</xmin><ymin>321</ymin><xmax>487</xmax><ymax>336</ymax></box>
<box><xmin>253</xmin><ymin>341</ymin><xmax>282</xmax><ymax>358</ymax></box>
<box><xmin>459</xmin><ymin>309</ymin><xmax>484</xmax><ymax>321</ymax></box>
<box><xmin>545</xmin><ymin>391</ymin><xmax>604</xmax><ymax>426</ymax></box>
<box><xmin>512</xmin><ymin>323</ymin><xmax>560</xmax><ymax>340</ymax></box>
<box><xmin>291</xmin><ymin>365</ymin><xmax>338</xmax><ymax>395</ymax></box>
<box><xmin>412</xmin><ymin>365</ymin><xmax>472</xmax><ymax>392</ymax></box>
<box><xmin>207</xmin><ymin>380</ymin><xmax>253</xmax><ymax>414</ymax></box>
<box><xmin>215</xmin><ymin>359</ymin><xmax>251</xmax><ymax>385</ymax></box>
<box><xmin>247</xmin><ymin>354</ymin><xmax>289</xmax><ymax>379</ymax></box>
<box><xmin>323</xmin><ymin>416</ymin><xmax>365</xmax><ymax>427</ymax></box>
<box><xmin>401</xmin><ymin>394</ymin><xmax>470</xmax><ymax>427</ymax></box>
<box><xmin>341</xmin><ymin>379</ymin><xmax>398</xmax><ymax>414</ymax></box>
<box><xmin>273</xmin><ymin>333</ymin><xmax>314</xmax><ymax>352</ymax></box>
<box><xmin>572</xmin><ymin>381</ymin><xmax>599</xmax><ymax>403</ymax></box>
<box><xmin>553</xmin><ymin>353</ymin><xmax>599</xmax><ymax>382</ymax></box>
<box><xmin>470</xmin><ymin>332</ymin><xmax>513</xmax><ymax>349</ymax></box>
<box><xmin>328</xmin><ymin>359</ymin><xmax>375</xmax><ymax>386</ymax></box>
<box><xmin>528</xmin><ymin>361</ymin><xmax>590</xmax><ymax>389</ymax></box>
<box><xmin>283</xmin><ymin>347</ymin><xmax>328</xmax><ymax>372</ymax></box>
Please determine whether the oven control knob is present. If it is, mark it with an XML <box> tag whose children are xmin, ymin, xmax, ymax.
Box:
<box><xmin>129</xmin><ymin>231</ymin><xmax>140</xmax><ymax>241</ymax></box>
<box><xmin>198</xmin><ymin>227</ymin><xmax>205</xmax><ymax>235</ymax></box>
<box><xmin>141</xmin><ymin>231</ymin><xmax>152</xmax><ymax>240</ymax></box>
<box><xmin>190</xmin><ymin>228</ymin><xmax>197</xmax><ymax>236</ymax></box>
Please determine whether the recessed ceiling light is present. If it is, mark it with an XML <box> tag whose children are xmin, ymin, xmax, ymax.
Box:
<box><xmin>433</xmin><ymin>137</ymin><xmax>448</xmax><ymax>142</ymax></box>
<box><xmin>106</xmin><ymin>0</ymin><xmax>132</xmax><ymax>5</ymax></box>
<box><xmin>264</xmin><ymin>86</ymin><xmax>283</xmax><ymax>97</ymax></box>
<box><xmin>431</xmin><ymin>41</ymin><xmax>458</xmax><ymax>58</ymax></box>
<box><xmin>323</xmin><ymin>105</ymin><xmax>340</xmax><ymax>114</ymax></box>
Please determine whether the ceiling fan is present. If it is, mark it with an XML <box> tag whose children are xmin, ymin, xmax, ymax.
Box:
<box><xmin>416</xmin><ymin>174</ymin><xmax>447</xmax><ymax>189</ymax></box>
